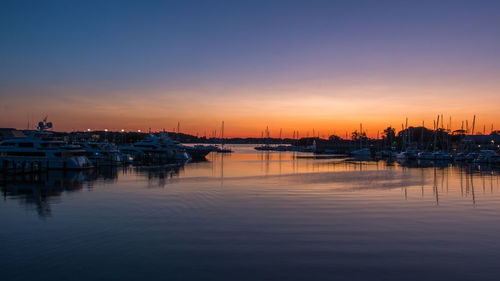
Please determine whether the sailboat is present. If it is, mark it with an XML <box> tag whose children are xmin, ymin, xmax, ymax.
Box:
<box><xmin>350</xmin><ymin>123</ymin><xmax>371</xmax><ymax>158</ymax></box>
<box><xmin>217</xmin><ymin>121</ymin><xmax>232</xmax><ymax>153</ymax></box>
<box><xmin>255</xmin><ymin>126</ymin><xmax>274</xmax><ymax>151</ymax></box>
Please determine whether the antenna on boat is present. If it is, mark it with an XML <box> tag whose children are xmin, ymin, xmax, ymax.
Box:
<box><xmin>37</xmin><ymin>116</ymin><xmax>53</xmax><ymax>131</ymax></box>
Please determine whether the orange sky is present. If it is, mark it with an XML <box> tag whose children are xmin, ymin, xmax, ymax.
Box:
<box><xmin>1</xmin><ymin>1</ymin><xmax>499</xmax><ymax>138</ymax></box>
<box><xmin>2</xmin><ymin>79</ymin><xmax>499</xmax><ymax>138</ymax></box>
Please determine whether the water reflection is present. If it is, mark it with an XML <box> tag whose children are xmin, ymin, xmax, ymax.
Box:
<box><xmin>1</xmin><ymin>168</ymin><xmax>120</xmax><ymax>217</ymax></box>
<box><xmin>4</xmin><ymin>146</ymin><xmax>500</xmax><ymax>281</ymax></box>
<box><xmin>133</xmin><ymin>164</ymin><xmax>183</xmax><ymax>188</ymax></box>
<box><xmin>2</xmin><ymin>146</ymin><xmax>500</xmax><ymax>217</ymax></box>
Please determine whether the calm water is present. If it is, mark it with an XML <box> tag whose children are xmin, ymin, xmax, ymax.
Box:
<box><xmin>2</xmin><ymin>145</ymin><xmax>500</xmax><ymax>281</ymax></box>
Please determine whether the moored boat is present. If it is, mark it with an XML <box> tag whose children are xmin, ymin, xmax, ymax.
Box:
<box><xmin>119</xmin><ymin>134</ymin><xmax>189</xmax><ymax>163</ymax></box>
<box><xmin>75</xmin><ymin>141</ymin><xmax>122</xmax><ymax>166</ymax></box>
<box><xmin>183</xmin><ymin>145</ymin><xmax>214</xmax><ymax>160</ymax></box>
<box><xmin>474</xmin><ymin>150</ymin><xmax>500</xmax><ymax>164</ymax></box>
<box><xmin>350</xmin><ymin>148</ymin><xmax>371</xmax><ymax>158</ymax></box>
<box><xmin>0</xmin><ymin>131</ymin><xmax>92</xmax><ymax>172</ymax></box>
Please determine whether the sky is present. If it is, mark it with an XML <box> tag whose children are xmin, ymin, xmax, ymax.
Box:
<box><xmin>1</xmin><ymin>0</ymin><xmax>499</xmax><ymax>138</ymax></box>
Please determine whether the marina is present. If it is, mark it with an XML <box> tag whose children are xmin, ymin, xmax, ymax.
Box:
<box><xmin>2</xmin><ymin>117</ymin><xmax>500</xmax><ymax>175</ymax></box>
<box><xmin>2</xmin><ymin>1</ymin><xmax>500</xmax><ymax>280</ymax></box>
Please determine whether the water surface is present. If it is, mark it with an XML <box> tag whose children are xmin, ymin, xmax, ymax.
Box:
<box><xmin>2</xmin><ymin>145</ymin><xmax>500</xmax><ymax>281</ymax></box>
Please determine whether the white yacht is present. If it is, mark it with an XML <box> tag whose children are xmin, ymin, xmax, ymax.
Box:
<box><xmin>0</xmin><ymin>132</ymin><xmax>92</xmax><ymax>172</ymax></box>
<box><xmin>75</xmin><ymin>141</ymin><xmax>122</xmax><ymax>166</ymax></box>
<box><xmin>397</xmin><ymin>149</ymin><xmax>421</xmax><ymax>160</ymax></box>
<box><xmin>119</xmin><ymin>134</ymin><xmax>189</xmax><ymax>162</ymax></box>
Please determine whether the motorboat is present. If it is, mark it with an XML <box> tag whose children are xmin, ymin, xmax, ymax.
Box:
<box><xmin>75</xmin><ymin>141</ymin><xmax>122</xmax><ymax>165</ymax></box>
<box><xmin>376</xmin><ymin>150</ymin><xmax>397</xmax><ymax>159</ymax></box>
<box><xmin>154</xmin><ymin>136</ymin><xmax>214</xmax><ymax>159</ymax></box>
<box><xmin>454</xmin><ymin>152</ymin><xmax>467</xmax><ymax>162</ymax></box>
<box><xmin>0</xmin><ymin>131</ymin><xmax>92</xmax><ymax>172</ymax></box>
<box><xmin>416</xmin><ymin>151</ymin><xmax>434</xmax><ymax>160</ymax></box>
<box><xmin>255</xmin><ymin>144</ymin><xmax>274</xmax><ymax>151</ymax></box>
<box><xmin>417</xmin><ymin>151</ymin><xmax>452</xmax><ymax>161</ymax></box>
<box><xmin>397</xmin><ymin>149</ymin><xmax>420</xmax><ymax>160</ymax></box>
<box><xmin>464</xmin><ymin>152</ymin><xmax>481</xmax><ymax>162</ymax></box>
<box><xmin>474</xmin><ymin>150</ymin><xmax>500</xmax><ymax>164</ymax></box>
<box><xmin>119</xmin><ymin>134</ymin><xmax>189</xmax><ymax>162</ymax></box>
<box><xmin>432</xmin><ymin>151</ymin><xmax>452</xmax><ymax>160</ymax></box>
<box><xmin>182</xmin><ymin>145</ymin><xmax>214</xmax><ymax>160</ymax></box>
<box><xmin>350</xmin><ymin>148</ymin><xmax>371</xmax><ymax>158</ymax></box>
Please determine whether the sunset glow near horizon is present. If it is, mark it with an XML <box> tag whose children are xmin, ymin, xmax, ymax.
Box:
<box><xmin>1</xmin><ymin>0</ymin><xmax>499</xmax><ymax>138</ymax></box>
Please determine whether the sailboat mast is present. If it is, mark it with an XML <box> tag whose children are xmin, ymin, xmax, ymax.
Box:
<box><xmin>266</xmin><ymin>126</ymin><xmax>269</xmax><ymax>146</ymax></box>
<box><xmin>434</xmin><ymin>115</ymin><xmax>439</xmax><ymax>152</ymax></box>
<box><xmin>401</xmin><ymin>123</ymin><xmax>405</xmax><ymax>151</ymax></box>
<box><xmin>221</xmin><ymin>121</ymin><xmax>225</xmax><ymax>147</ymax></box>
<box><xmin>405</xmin><ymin>117</ymin><xmax>409</xmax><ymax>146</ymax></box>
<box><xmin>177</xmin><ymin>121</ymin><xmax>180</xmax><ymax>140</ymax></box>
<box><xmin>472</xmin><ymin>115</ymin><xmax>476</xmax><ymax>135</ymax></box>
<box><xmin>360</xmin><ymin>123</ymin><xmax>363</xmax><ymax>149</ymax></box>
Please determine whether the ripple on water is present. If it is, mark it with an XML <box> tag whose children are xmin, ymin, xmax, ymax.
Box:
<box><xmin>2</xmin><ymin>147</ymin><xmax>500</xmax><ymax>281</ymax></box>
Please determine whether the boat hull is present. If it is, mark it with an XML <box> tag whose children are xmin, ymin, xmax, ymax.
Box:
<box><xmin>0</xmin><ymin>156</ymin><xmax>93</xmax><ymax>172</ymax></box>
